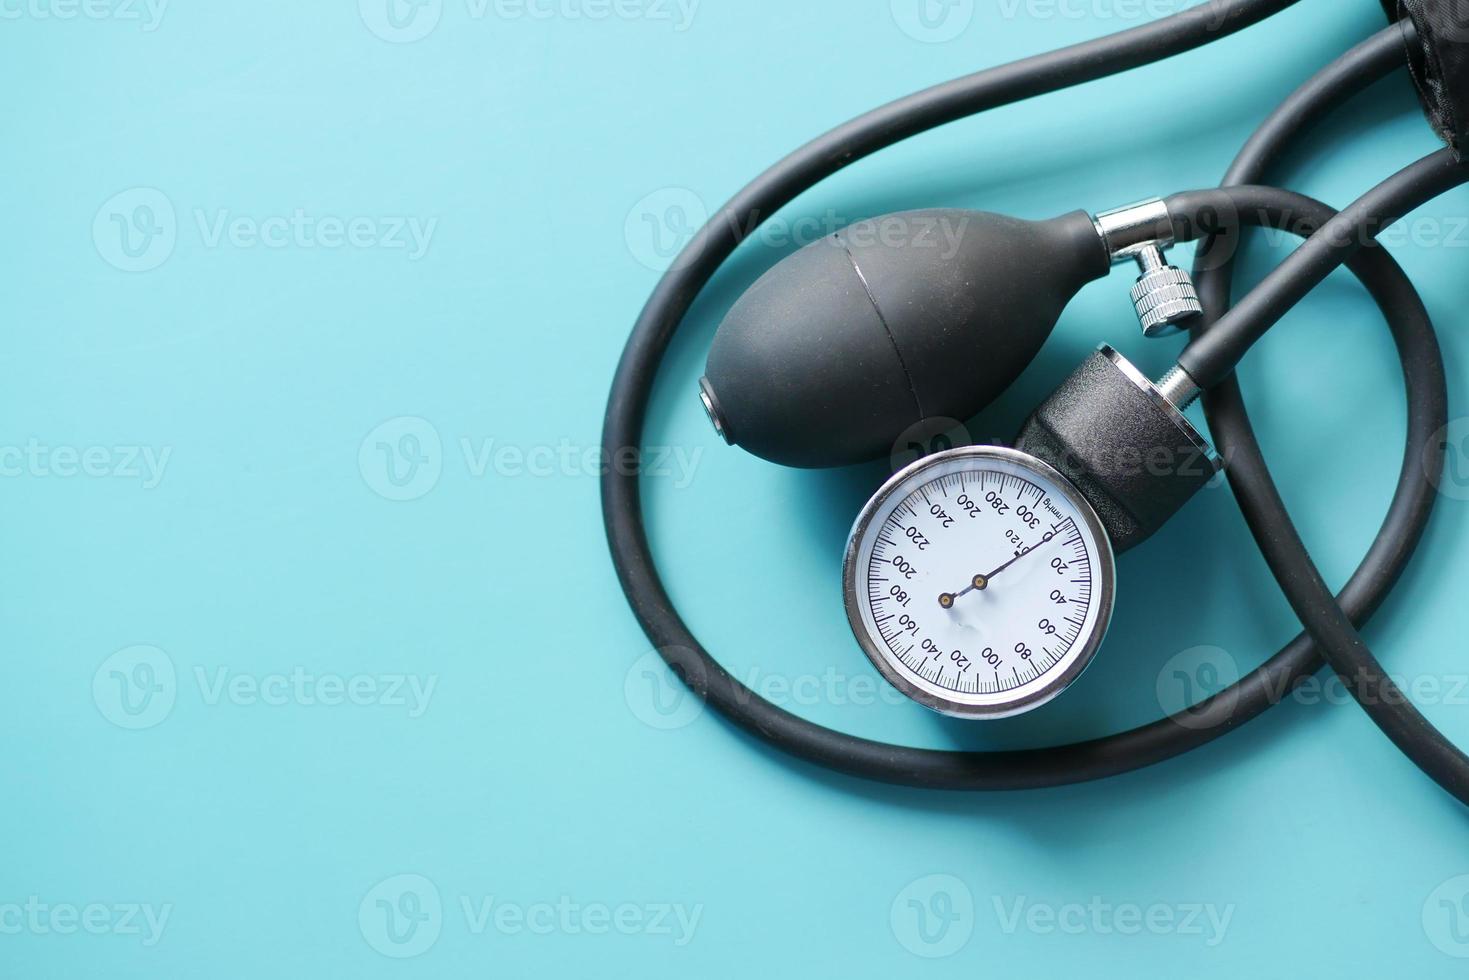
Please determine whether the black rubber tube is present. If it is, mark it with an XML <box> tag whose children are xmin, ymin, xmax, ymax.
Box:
<box><xmin>615</xmin><ymin>0</ymin><xmax>1306</xmax><ymax>353</ymax></box>
<box><xmin>1205</xmin><ymin>51</ymin><xmax>1469</xmax><ymax>804</ymax></box>
<box><xmin>1176</xmin><ymin>148</ymin><xmax>1468</xmax><ymax>387</ymax></box>
<box><xmin>1188</xmin><ymin>18</ymin><xmax>1466</xmax><ymax>797</ymax></box>
<box><xmin>602</xmin><ymin>11</ymin><xmax>1437</xmax><ymax>789</ymax></box>
<box><xmin>1170</xmin><ymin>184</ymin><xmax>1463</xmax><ymax>800</ymax></box>
<box><xmin>1164</xmin><ymin>39</ymin><xmax>1469</xmax><ymax>799</ymax></box>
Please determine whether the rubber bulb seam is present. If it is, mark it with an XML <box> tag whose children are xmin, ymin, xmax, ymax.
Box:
<box><xmin>839</xmin><ymin>236</ymin><xmax>926</xmax><ymax>423</ymax></box>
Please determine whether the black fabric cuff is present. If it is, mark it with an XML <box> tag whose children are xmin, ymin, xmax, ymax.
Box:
<box><xmin>1382</xmin><ymin>0</ymin><xmax>1469</xmax><ymax>158</ymax></box>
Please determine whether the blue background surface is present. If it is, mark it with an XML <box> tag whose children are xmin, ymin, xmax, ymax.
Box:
<box><xmin>6</xmin><ymin>0</ymin><xmax>1469</xmax><ymax>974</ymax></box>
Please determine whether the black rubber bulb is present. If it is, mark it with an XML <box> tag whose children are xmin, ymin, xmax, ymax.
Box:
<box><xmin>699</xmin><ymin>208</ymin><xmax>1111</xmax><ymax>468</ymax></box>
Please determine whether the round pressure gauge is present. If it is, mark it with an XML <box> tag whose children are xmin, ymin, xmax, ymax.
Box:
<box><xmin>843</xmin><ymin>445</ymin><xmax>1116</xmax><ymax>719</ymax></box>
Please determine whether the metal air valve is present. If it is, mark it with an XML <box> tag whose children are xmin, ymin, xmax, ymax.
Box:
<box><xmin>1093</xmin><ymin>198</ymin><xmax>1203</xmax><ymax>339</ymax></box>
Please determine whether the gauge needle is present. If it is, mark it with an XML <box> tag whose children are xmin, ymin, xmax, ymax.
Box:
<box><xmin>938</xmin><ymin>530</ymin><xmax>1057</xmax><ymax>608</ymax></box>
<box><xmin>983</xmin><ymin>530</ymin><xmax>1056</xmax><ymax>581</ymax></box>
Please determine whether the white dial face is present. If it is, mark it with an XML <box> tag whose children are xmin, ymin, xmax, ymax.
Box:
<box><xmin>844</xmin><ymin>447</ymin><xmax>1116</xmax><ymax>719</ymax></box>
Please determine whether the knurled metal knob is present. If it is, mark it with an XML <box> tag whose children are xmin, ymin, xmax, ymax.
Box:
<box><xmin>1130</xmin><ymin>244</ymin><xmax>1202</xmax><ymax>338</ymax></box>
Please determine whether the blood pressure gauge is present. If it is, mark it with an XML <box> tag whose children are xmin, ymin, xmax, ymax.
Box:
<box><xmin>843</xmin><ymin>446</ymin><xmax>1116</xmax><ymax>719</ymax></box>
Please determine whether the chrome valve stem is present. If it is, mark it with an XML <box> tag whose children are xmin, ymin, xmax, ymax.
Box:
<box><xmin>1093</xmin><ymin>198</ymin><xmax>1203</xmax><ymax>339</ymax></box>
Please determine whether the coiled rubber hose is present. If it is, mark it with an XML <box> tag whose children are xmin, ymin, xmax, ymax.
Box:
<box><xmin>601</xmin><ymin>5</ymin><xmax>1460</xmax><ymax>794</ymax></box>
